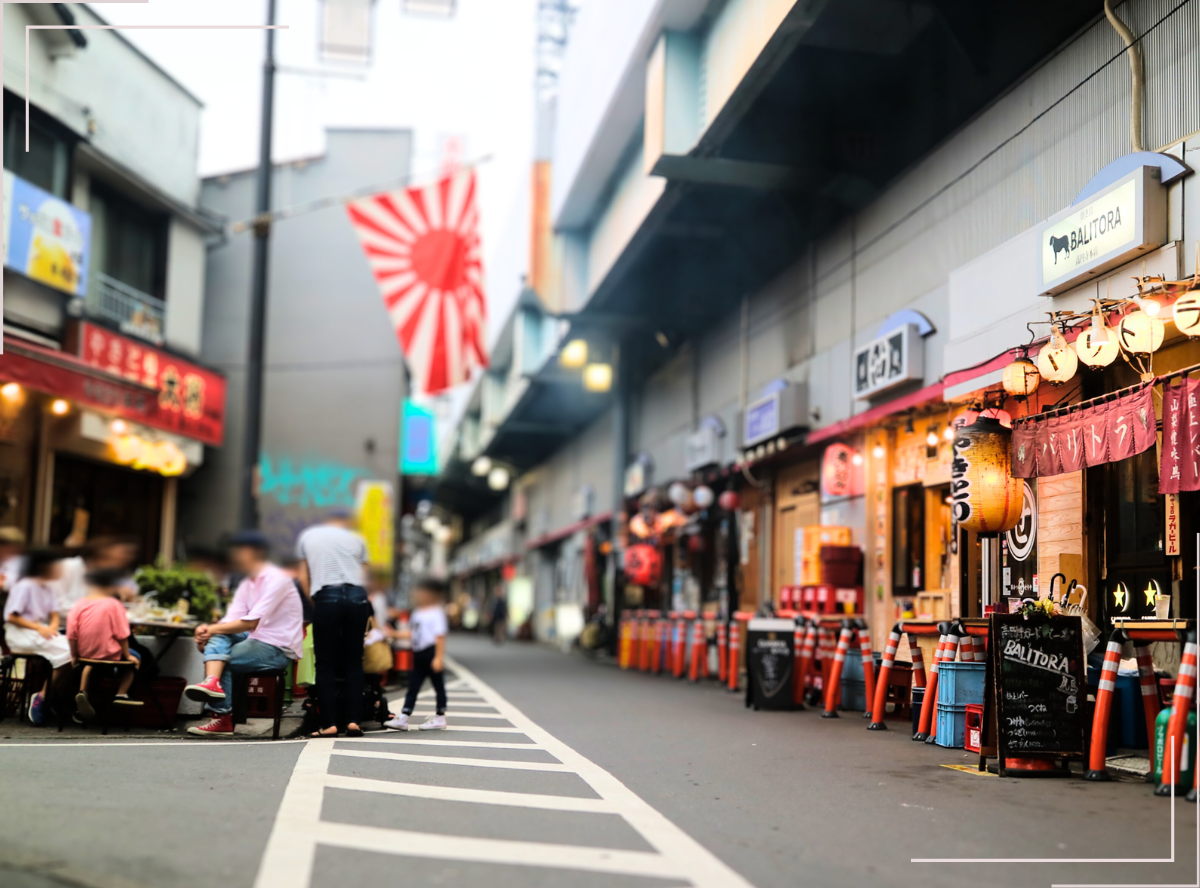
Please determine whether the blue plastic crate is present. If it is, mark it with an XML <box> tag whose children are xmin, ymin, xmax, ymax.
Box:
<box><xmin>1087</xmin><ymin>665</ymin><xmax>1147</xmax><ymax>750</ymax></box>
<box><xmin>935</xmin><ymin>703</ymin><xmax>968</xmax><ymax>748</ymax></box>
<box><xmin>841</xmin><ymin>678</ymin><xmax>867</xmax><ymax>711</ymax></box>
<box><xmin>841</xmin><ymin>651</ymin><xmax>863</xmax><ymax>682</ymax></box>
<box><xmin>938</xmin><ymin>662</ymin><xmax>986</xmax><ymax>707</ymax></box>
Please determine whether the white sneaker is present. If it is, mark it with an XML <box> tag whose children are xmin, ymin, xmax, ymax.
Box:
<box><xmin>384</xmin><ymin>713</ymin><xmax>409</xmax><ymax>731</ymax></box>
<box><xmin>418</xmin><ymin>714</ymin><xmax>447</xmax><ymax>731</ymax></box>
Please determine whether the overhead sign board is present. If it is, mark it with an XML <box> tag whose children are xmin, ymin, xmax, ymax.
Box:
<box><xmin>853</xmin><ymin>323</ymin><xmax>923</xmax><ymax>401</ymax></box>
<box><xmin>4</xmin><ymin>170</ymin><xmax>92</xmax><ymax>297</ymax></box>
<box><xmin>400</xmin><ymin>400</ymin><xmax>438</xmax><ymax>475</ymax></box>
<box><xmin>1037</xmin><ymin>166</ymin><xmax>1166</xmax><ymax>296</ymax></box>
<box><xmin>684</xmin><ymin>426</ymin><xmax>720</xmax><ymax>472</ymax></box>
<box><xmin>740</xmin><ymin>385</ymin><xmax>809</xmax><ymax>448</ymax></box>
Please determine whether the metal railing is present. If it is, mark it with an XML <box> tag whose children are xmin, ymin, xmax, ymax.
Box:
<box><xmin>88</xmin><ymin>272</ymin><xmax>165</xmax><ymax>343</ymax></box>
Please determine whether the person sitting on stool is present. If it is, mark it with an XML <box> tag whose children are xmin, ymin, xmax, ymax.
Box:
<box><xmin>184</xmin><ymin>531</ymin><xmax>303</xmax><ymax>738</ymax></box>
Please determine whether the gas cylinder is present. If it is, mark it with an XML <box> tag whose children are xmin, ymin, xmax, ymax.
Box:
<box><xmin>1152</xmin><ymin>707</ymin><xmax>1198</xmax><ymax>786</ymax></box>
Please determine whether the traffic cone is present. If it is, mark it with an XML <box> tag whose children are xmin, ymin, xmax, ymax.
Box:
<box><xmin>856</xmin><ymin>620</ymin><xmax>876</xmax><ymax>719</ymax></box>
<box><xmin>908</xmin><ymin>635</ymin><xmax>927</xmax><ymax>689</ymax></box>
<box><xmin>652</xmin><ymin>616</ymin><xmax>667</xmax><ymax>675</ymax></box>
<box><xmin>727</xmin><ymin>620</ymin><xmax>741</xmax><ymax>692</ymax></box>
<box><xmin>1133</xmin><ymin>642</ymin><xmax>1162</xmax><ymax>758</ymax></box>
<box><xmin>924</xmin><ymin>625</ymin><xmax>966</xmax><ymax>744</ymax></box>
<box><xmin>822</xmin><ymin>622</ymin><xmax>854</xmax><ymax>718</ymax></box>
<box><xmin>637</xmin><ymin>612</ymin><xmax>651</xmax><ymax>671</ymax></box>
<box><xmin>869</xmin><ymin>623</ymin><xmax>903</xmax><ymax>731</ymax></box>
<box><xmin>671</xmin><ymin>613</ymin><xmax>687</xmax><ymax>678</ymax></box>
<box><xmin>717</xmin><ymin>621</ymin><xmax>728</xmax><ymax>684</ymax></box>
<box><xmin>688</xmin><ymin>618</ymin><xmax>705</xmax><ymax>682</ymax></box>
<box><xmin>794</xmin><ymin>619</ymin><xmax>817</xmax><ymax>707</ymax></box>
<box><xmin>395</xmin><ymin>613</ymin><xmax>412</xmax><ymax>673</ymax></box>
<box><xmin>1085</xmin><ymin>631</ymin><xmax>1126</xmax><ymax>781</ymax></box>
<box><xmin>1156</xmin><ymin>632</ymin><xmax>1198</xmax><ymax>797</ymax></box>
<box><xmin>915</xmin><ymin>623</ymin><xmax>955</xmax><ymax>741</ymax></box>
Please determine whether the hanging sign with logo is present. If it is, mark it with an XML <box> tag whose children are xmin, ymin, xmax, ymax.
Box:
<box><xmin>75</xmin><ymin>322</ymin><xmax>226</xmax><ymax>446</ymax></box>
<box><xmin>4</xmin><ymin>171</ymin><xmax>92</xmax><ymax>296</ymax></box>
<box><xmin>1001</xmin><ymin>480</ymin><xmax>1037</xmax><ymax>598</ymax></box>
<box><xmin>355</xmin><ymin>480</ymin><xmax>395</xmax><ymax>570</ymax></box>
<box><xmin>853</xmin><ymin>323</ymin><xmax>923</xmax><ymax>400</ymax></box>
<box><xmin>1160</xmin><ymin>376</ymin><xmax>1200</xmax><ymax>493</ymax></box>
<box><xmin>1037</xmin><ymin>166</ymin><xmax>1166</xmax><ymax>296</ymax></box>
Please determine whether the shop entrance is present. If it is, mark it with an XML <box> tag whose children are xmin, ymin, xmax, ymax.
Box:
<box><xmin>49</xmin><ymin>453</ymin><xmax>162</xmax><ymax>559</ymax></box>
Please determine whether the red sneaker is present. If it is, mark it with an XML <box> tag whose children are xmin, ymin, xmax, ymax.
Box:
<box><xmin>187</xmin><ymin>714</ymin><xmax>234</xmax><ymax>737</ymax></box>
<box><xmin>184</xmin><ymin>675</ymin><xmax>226</xmax><ymax>703</ymax></box>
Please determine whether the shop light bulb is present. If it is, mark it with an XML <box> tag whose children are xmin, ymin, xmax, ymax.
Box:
<box><xmin>872</xmin><ymin>444</ymin><xmax>885</xmax><ymax>460</ymax></box>
<box><xmin>925</xmin><ymin>429</ymin><xmax>940</xmax><ymax>448</ymax></box>
<box><xmin>110</xmin><ymin>419</ymin><xmax>129</xmax><ymax>435</ymax></box>
<box><xmin>851</xmin><ymin>452</ymin><xmax>864</xmax><ymax>466</ymax></box>
<box><xmin>487</xmin><ymin>466</ymin><xmax>510</xmax><ymax>491</ymax></box>
<box><xmin>560</xmin><ymin>339</ymin><xmax>588</xmax><ymax>369</ymax></box>
<box><xmin>583</xmin><ymin>363</ymin><xmax>612</xmax><ymax>392</ymax></box>
<box><xmin>943</xmin><ymin>426</ymin><xmax>956</xmax><ymax>441</ymax></box>
<box><xmin>0</xmin><ymin>383</ymin><xmax>20</xmax><ymax>402</ymax></box>
<box><xmin>1135</xmin><ymin>295</ymin><xmax>1161</xmax><ymax>318</ymax></box>
<box><xmin>1090</xmin><ymin>311</ymin><xmax>1109</xmax><ymax>344</ymax></box>
<box><xmin>471</xmin><ymin>456</ymin><xmax>492</xmax><ymax>477</ymax></box>
<box><xmin>50</xmin><ymin>399</ymin><xmax>70</xmax><ymax>416</ymax></box>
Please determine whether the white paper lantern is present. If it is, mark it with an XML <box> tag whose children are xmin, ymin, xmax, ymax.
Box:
<box><xmin>1074</xmin><ymin>327</ymin><xmax>1119</xmax><ymax>367</ymax></box>
<box><xmin>1173</xmin><ymin>291</ymin><xmax>1200</xmax><ymax>337</ymax></box>
<box><xmin>1036</xmin><ymin>330</ymin><xmax>1078</xmax><ymax>384</ymax></box>
<box><xmin>667</xmin><ymin>482</ymin><xmax>691</xmax><ymax>507</ymax></box>
<box><xmin>1118</xmin><ymin>309</ymin><xmax>1165</xmax><ymax>354</ymax></box>
<box><xmin>693</xmin><ymin>485</ymin><xmax>715</xmax><ymax>509</ymax></box>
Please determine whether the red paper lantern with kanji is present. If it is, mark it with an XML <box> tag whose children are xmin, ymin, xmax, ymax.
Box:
<box><xmin>623</xmin><ymin>544</ymin><xmax>662</xmax><ymax>586</ymax></box>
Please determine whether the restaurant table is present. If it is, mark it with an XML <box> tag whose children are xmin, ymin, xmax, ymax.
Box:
<box><xmin>127</xmin><ymin>618</ymin><xmax>198</xmax><ymax>665</ymax></box>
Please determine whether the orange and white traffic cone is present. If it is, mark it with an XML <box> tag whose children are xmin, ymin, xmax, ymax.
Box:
<box><xmin>688</xmin><ymin>618</ymin><xmax>705</xmax><ymax>682</ymax></box>
<box><xmin>1156</xmin><ymin>632</ymin><xmax>1198</xmax><ymax>796</ymax></box>
<box><xmin>908</xmin><ymin>635</ymin><xmax>927</xmax><ymax>689</ymax></box>
<box><xmin>794</xmin><ymin>619</ymin><xmax>817</xmax><ymax>708</ymax></box>
<box><xmin>924</xmin><ymin>626</ymin><xmax>966</xmax><ymax>744</ymax></box>
<box><xmin>915</xmin><ymin>623</ymin><xmax>956</xmax><ymax>741</ymax></box>
<box><xmin>727</xmin><ymin>621</ymin><xmax>741</xmax><ymax>692</ymax></box>
<box><xmin>822</xmin><ymin>622</ymin><xmax>854</xmax><ymax>718</ymax></box>
<box><xmin>1085</xmin><ymin>631</ymin><xmax>1126</xmax><ymax>781</ymax></box>
<box><xmin>869</xmin><ymin>623</ymin><xmax>903</xmax><ymax>731</ymax></box>
<box><xmin>1133</xmin><ymin>642</ymin><xmax>1161</xmax><ymax>757</ymax></box>
<box><xmin>856</xmin><ymin>619</ymin><xmax>876</xmax><ymax>720</ymax></box>
<box><xmin>717</xmin><ymin>621</ymin><xmax>728</xmax><ymax>684</ymax></box>
<box><xmin>653</xmin><ymin>616</ymin><xmax>668</xmax><ymax>675</ymax></box>
<box><xmin>637</xmin><ymin>612</ymin><xmax>651</xmax><ymax>671</ymax></box>
<box><xmin>671</xmin><ymin>613</ymin><xmax>686</xmax><ymax>678</ymax></box>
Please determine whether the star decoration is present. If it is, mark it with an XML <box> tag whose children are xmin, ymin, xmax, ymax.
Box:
<box><xmin>1113</xmin><ymin>583</ymin><xmax>1128</xmax><ymax>611</ymax></box>
<box><xmin>1144</xmin><ymin>580</ymin><xmax>1160</xmax><ymax>607</ymax></box>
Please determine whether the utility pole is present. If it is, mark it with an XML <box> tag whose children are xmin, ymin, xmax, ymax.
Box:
<box><xmin>239</xmin><ymin>0</ymin><xmax>278</xmax><ymax>530</ymax></box>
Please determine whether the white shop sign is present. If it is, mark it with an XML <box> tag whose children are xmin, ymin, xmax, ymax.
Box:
<box><xmin>853</xmin><ymin>323</ymin><xmax>923</xmax><ymax>400</ymax></box>
<box><xmin>1037</xmin><ymin>166</ymin><xmax>1166</xmax><ymax>296</ymax></box>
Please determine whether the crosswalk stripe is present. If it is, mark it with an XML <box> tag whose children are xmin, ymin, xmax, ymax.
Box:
<box><xmin>339</xmin><ymin>738</ymin><xmax>550</xmax><ymax>752</ymax></box>
<box><xmin>404</xmin><ymin>710</ymin><xmax>511</xmax><ymax>720</ymax></box>
<box><xmin>323</xmin><ymin>773</ymin><xmax>613</xmax><ymax>813</ymax></box>
<box><xmin>316</xmin><ymin>820</ymin><xmax>690</xmax><ymax>879</ymax></box>
<box><xmin>332</xmin><ymin>748</ymin><xmax>571</xmax><ymax>772</ymax></box>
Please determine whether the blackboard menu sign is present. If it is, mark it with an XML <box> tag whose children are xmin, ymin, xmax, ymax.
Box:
<box><xmin>745</xmin><ymin>618</ymin><xmax>796</xmax><ymax>711</ymax></box>
<box><xmin>987</xmin><ymin>614</ymin><xmax>1086</xmax><ymax>772</ymax></box>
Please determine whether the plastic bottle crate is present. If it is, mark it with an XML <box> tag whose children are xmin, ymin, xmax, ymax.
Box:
<box><xmin>938</xmin><ymin>662</ymin><xmax>986</xmax><ymax>707</ymax></box>
<box><xmin>935</xmin><ymin>703</ymin><xmax>969</xmax><ymax>748</ymax></box>
<box><xmin>841</xmin><ymin>678</ymin><xmax>867</xmax><ymax>711</ymax></box>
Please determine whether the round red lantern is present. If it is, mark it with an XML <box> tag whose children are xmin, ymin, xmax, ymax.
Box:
<box><xmin>623</xmin><ymin>543</ymin><xmax>662</xmax><ymax>586</ymax></box>
<box><xmin>686</xmin><ymin>533</ymin><xmax>707</xmax><ymax>554</ymax></box>
<box><xmin>718</xmin><ymin>490</ymin><xmax>740</xmax><ymax>511</ymax></box>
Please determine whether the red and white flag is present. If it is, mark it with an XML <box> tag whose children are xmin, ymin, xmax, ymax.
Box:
<box><xmin>346</xmin><ymin>170</ymin><xmax>487</xmax><ymax>394</ymax></box>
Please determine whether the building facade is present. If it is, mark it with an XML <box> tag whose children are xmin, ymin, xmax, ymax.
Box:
<box><xmin>435</xmin><ymin>0</ymin><xmax>1200</xmax><ymax>651</ymax></box>
<box><xmin>1</xmin><ymin>3</ymin><xmax>222</xmax><ymax>562</ymax></box>
<box><xmin>188</xmin><ymin>128</ymin><xmax>413</xmax><ymax>557</ymax></box>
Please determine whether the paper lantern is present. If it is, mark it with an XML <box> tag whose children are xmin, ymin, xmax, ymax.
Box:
<box><xmin>623</xmin><ymin>543</ymin><xmax>662</xmax><ymax>586</ymax></box>
<box><xmin>1001</xmin><ymin>357</ymin><xmax>1040</xmax><ymax>399</ymax></box>
<box><xmin>693</xmin><ymin>485</ymin><xmax>714</xmax><ymax>509</ymax></box>
<box><xmin>1118</xmin><ymin>309</ymin><xmax>1164</xmax><ymax>354</ymax></box>
<box><xmin>1036</xmin><ymin>329</ymin><xmax>1077</xmax><ymax>384</ymax></box>
<box><xmin>1173</xmin><ymin>291</ymin><xmax>1200</xmax><ymax>337</ymax></box>
<box><xmin>718</xmin><ymin>490</ymin><xmax>739</xmax><ymax>511</ymax></box>
<box><xmin>950</xmin><ymin>416</ymin><xmax>1023</xmax><ymax>535</ymax></box>
<box><xmin>667</xmin><ymin>482</ymin><xmax>691</xmax><ymax>508</ymax></box>
<box><xmin>1074</xmin><ymin>326</ymin><xmax>1119</xmax><ymax>367</ymax></box>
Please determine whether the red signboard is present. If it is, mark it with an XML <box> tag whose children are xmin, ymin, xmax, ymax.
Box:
<box><xmin>75</xmin><ymin>322</ymin><xmax>226</xmax><ymax>446</ymax></box>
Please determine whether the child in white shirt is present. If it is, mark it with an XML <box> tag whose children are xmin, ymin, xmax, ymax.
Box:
<box><xmin>4</xmin><ymin>549</ymin><xmax>72</xmax><ymax>725</ymax></box>
<box><xmin>386</xmin><ymin>577</ymin><xmax>448</xmax><ymax>731</ymax></box>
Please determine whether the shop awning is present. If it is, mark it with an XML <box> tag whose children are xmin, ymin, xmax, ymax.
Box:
<box><xmin>524</xmin><ymin>511</ymin><xmax>613</xmax><ymax>551</ymax></box>
<box><xmin>2</xmin><ymin>334</ymin><xmax>159</xmax><ymax>421</ymax></box>
<box><xmin>941</xmin><ymin>348</ymin><xmax>1021</xmax><ymax>402</ymax></box>
<box><xmin>805</xmin><ymin>381</ymin><xmax>945</xmax><ymax>445</ymax></box>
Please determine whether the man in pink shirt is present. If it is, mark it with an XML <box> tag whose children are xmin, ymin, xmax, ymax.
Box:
<box><xmin>184</xmin><ymin>531</ymin><xmax>304</xmax><ymax>737</ymax></box>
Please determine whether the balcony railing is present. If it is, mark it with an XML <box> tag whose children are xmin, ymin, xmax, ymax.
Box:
<box><xmin>89</xmin><ymin>272</ymin><xmax>165</xmax><ymax>344</ymax></box>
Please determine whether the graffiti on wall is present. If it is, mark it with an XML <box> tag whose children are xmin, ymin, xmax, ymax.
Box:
<box><xmin>258</xmin><ymin>453</ymin><xmax>368</xmax><ymax>555</ymax></box>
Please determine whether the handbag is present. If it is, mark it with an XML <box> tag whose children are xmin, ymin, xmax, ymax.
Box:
<box><xmin>363</xmin><ymin>618</ymin><xmax>392</xmax><ymax>675</ymax></box>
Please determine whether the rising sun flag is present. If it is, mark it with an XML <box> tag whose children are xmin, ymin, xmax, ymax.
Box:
<box><xmin>345</xmin><ymin>170</ymin><xmax>488</xmax><ymax>394</ymax></box>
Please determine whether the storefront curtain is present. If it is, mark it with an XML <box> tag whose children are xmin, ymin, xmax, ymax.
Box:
<box><xmin>1160</xmin><ymin>376</ymin><xmax>1200</xmax><ymax>493</ymax></box>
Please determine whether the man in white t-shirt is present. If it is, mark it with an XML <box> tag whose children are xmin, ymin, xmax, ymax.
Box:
<box><xmin>386</xmin><ymin>576</ymin><xmax>448</xmax><ymax>732</ymax></box>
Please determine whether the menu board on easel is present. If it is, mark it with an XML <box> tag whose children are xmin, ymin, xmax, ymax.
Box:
<box><xmin>982</xmin><ymin>614</ymin><xmax>1086</xmax><ymax>775</ymax></box>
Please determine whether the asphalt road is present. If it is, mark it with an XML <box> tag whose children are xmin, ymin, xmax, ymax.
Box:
<box><xmin>0</xmin><ymin>634</ymin><xmax>1195</xmax><ymax>888</ymax></box>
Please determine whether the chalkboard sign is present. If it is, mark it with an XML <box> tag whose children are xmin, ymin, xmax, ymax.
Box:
<box><xmin>987</xmin><ymin>614</ymin><xmax>1086</xmax><ymax>773</ymax></box>
<box><xmin>745</xmin><ymin>618</ymin><xmax>796</xmax><ymax>711</ymax></box>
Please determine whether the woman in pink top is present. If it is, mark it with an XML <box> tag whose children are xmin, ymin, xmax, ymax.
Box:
<box><xmin>66</xmin><ymin>567</ymin><xmax>143</xmax><ymax>720</ymax></box>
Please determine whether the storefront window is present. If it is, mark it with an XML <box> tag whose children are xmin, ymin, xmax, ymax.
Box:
<box><xmin>892</xmin><ymin>484</ymin><xmax>925</xmax><ymax>597</ymax></box>
<box><xmin>1107</xmin><ymin>448</ymin><xmax>1163</xmax><ymax>569</ymax></box>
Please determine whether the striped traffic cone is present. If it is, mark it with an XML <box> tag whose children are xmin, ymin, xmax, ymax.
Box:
<box><xmin>868</xmin><ymin>623</ymin><xmax>903</xmax><ymax>731</ymax></box>
<box><xmin>822</xmin><ymin>622</ymin><xmax>854</xmax><ymax>718</ymax></box>
<box><xmin>1085</xmin><ymin>631</ymin><xmax>1126</xmax><ymax>781</ymax></box>
<box><xmin>671</xmin><ymin>613</ymin><xmax>687</xmax><ymax>678</ymax></box>
<box><xmin>1133</xmin><ymin>642</ymin><xmax>1162</xmax><ymax>757</ymax></box>
<box><xmin>914</xmin><ymin>623</ymin><xmax>955</xmax><ymax>741</ymax></box>
<box><xmin>925</xmin><ymin>625</ymin><xmax>966</xmax><ymax>744</ymax></box>
<box><xmin>688</xmin><ymin>617</ymin><xmax>705</xmax><ymax>682</ymax></box>
<box><xmin>717</xmin><ymin>621</ymin><xmax>728</xmax><ymax>684</ymax></box>
<box><xmin>908</xmin><ymin>635</ymin><xmax>927</xmax><ymax>689</ymax></box>
<box><xmin>727</xmin><ymin>621</ymin><xmax>741</xmax><ymax>692</ymax></box>
<box><xmin>1156</xmin><ymin>632</ymin><xmax>1198</xmax><ymax>796</ymax></box>
<box><xmin>856</xmin><ymin>620</ymin><xmax>876</xmax><ymax>719</ymax></box>
<box><xmin>794</xmin><ymin>619</ymin><xmax>817</xmax><ymax>707</ymax></box>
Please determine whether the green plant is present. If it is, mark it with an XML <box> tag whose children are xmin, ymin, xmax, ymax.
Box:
<box><xmin>134</xmin><ymin>561</ymin><xmax>222</xmax><ymax>621</ymax></box>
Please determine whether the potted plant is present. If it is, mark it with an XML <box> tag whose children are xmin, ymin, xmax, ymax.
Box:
<box><xmin>134</xmin><ymin>561</ymin><xmax>223</xmax><ymax>622</ymax></box>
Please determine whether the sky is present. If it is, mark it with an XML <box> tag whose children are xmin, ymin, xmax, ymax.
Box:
<box><xmin>92</xmin><ymin>0</ymin><xmax>537</xmax><ymax>347</ymax></box>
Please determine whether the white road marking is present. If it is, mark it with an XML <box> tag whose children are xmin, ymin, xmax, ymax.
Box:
<box><xmin>0</xmin><ymin>739</ymin><xmax>309</xmax><ymax>748</ymax></box>
<box><xmin>254</xmin><ymin>655</ymin><xmax>754</xmax><ymax>888</ymax></box>
<box><xmin>406</xmin><ymin>710</ymin><xmax>510</xmax><ymax>719</ymax></box>
<box><xmin>341</xmin><ymin>737</ymin><xmax>543</xmax><ymax>750</ymax></box>
<box><xmin>331</xmin><ymin>748</ymin><xmax>571</xmax><ymax>772</ymax></box>
<box><xmin>323</xmin><ymin>773</ymin><xmax>614</xmax><ymax>813</ymax></box>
